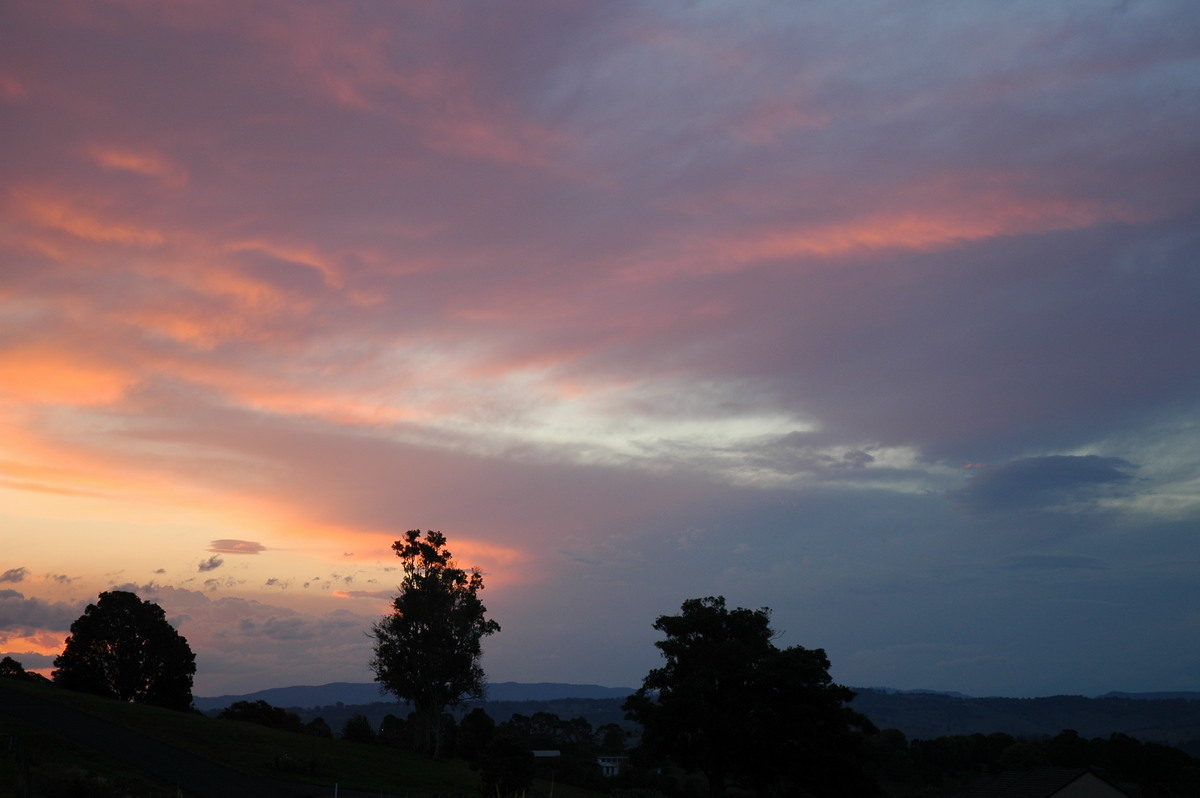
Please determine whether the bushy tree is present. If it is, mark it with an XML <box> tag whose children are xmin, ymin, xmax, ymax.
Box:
<box><xmin>370</xmin><ymin>530</ymin><xmax>500</xmax><ymax>757</ymax></box>
<box><xmin>0</xmin><ymin>656</ymin><xmax>28</xmax><ymax>678</ymax></box>
<box><xmin>458</xmin><ymin>707</ymin><xmax>496</xmax><ymax>762</ymax></box>
<box><xmin>53</xmin><ymin>590</ymin><xmax>196</xmax><ymax>711</ymax></box>
<box><xmin>342</xmin><ymin>713</ymin><xmax>377</xmax><ymax>744</ymax></box>
<box><xmin>306</xmin><ymin>717</ymin><xmax>333</xmax><ymax>738</ymax></box>
<box><xmin>479</xmin><ymin>730</ymin><xmax>535</xmax><ymax>798</ymax></box>
<box><xmin>624</xmin><ymin>596</ymin><xmax>878</xmax><ymax>798</ymax></box>
<box><xmin>219</xmin><ymin>699</ymin><xmax>305</xmax><ymax>733</ymax></box>
<box><xmin>598</xmin><ymin>722</ymin><xmax>628</xmax><ymax>755</ymax></box>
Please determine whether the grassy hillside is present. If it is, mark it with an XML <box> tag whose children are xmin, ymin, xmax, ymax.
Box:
<box><xmin>1</xmin><ymin>677</ymin><xmax>605</xmax><ymax>798</ymax></box>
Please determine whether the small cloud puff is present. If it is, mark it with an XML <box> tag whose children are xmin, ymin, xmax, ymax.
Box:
<box><xmin>198</xmin><ymin>555</ymin><xmax>224</xmax><ymax>572</ymax></box>
<box><xmin>333</xmin><ymin>589</ymin><xmax>393</xmax><ymax>599</ymax></box>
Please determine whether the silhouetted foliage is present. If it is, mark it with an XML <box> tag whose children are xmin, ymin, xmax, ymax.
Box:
<box><xmin>341</xmin><ymin>712</ymin><xmax>377</xmax><ymax>744</ymax></box>
<box><xmin>892</xmin><ymin>728</ymin><xmax>1200</xmax><ymax>796</ymax></box>
<box><xmin>219</xmin><ymin>699</ymin><xmax>306</xmax><ymax>733</ymax></box>
<box><xmin>497</xmin><ymin>710</ymin><xmax>606</xmax><ymax>787</ymax></box>
<box><xmin>458</xmin><ymin>707</ymin><xmax>496</xmax><ymax>762</ymax></box>
<box><xmin>0</xmin><ymin>655</ymin><xmax>51</xmax><ymax>685</ymax></box>
<box><xmin>379</xmin><ymin>713</ymin><xmax>409</xmax><ymax>747</ymax></box>
<box><xmin>306</xmin><ymin>716</ymin><xmax>333</xmax><ymax>738</ymax></box>
<box><xmin>370</xmin><ymin>529</ymin><xmax>500</xmax><ymax>757</ymax></box>
<box><xmin>624</xmin><ymin>596</ymin><xmax>879</xmax><ymax>798</ymax></box>
<box><xmin>597</xmin><ymin>722</ymin><xmax>629</xmax><ymax>754</ymax></box>
<box><xmin>52</xmin><ymin>590</ymin><xmax>196</xmax><ymax>711</ymax></box>
<box><xmin>1</xmin><ymin>655</ymin><xmax>26</xmax><ymax>678</ymax></box>
<box><xmin>478</xmin><ymin>730</ymin><xmax>535</xmax><ymax>798</ymax></box>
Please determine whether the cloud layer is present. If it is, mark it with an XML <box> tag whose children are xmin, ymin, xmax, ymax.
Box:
<box><xmin>2</xmin><ymin>0</ymin><xmax>1199</xmax><ymax>697</ymax></box>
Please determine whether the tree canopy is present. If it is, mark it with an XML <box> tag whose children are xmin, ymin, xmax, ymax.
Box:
<box><xmin>624</xmin><ymin>596</ymin><xmax>878</xmax><ymax>798</ymax></box>
<box><xmin>52</xmin><ymin>590</ymin><xmax>196</xmax><ymax>711</ymax></box>
<box><xmin>370</xmin><ymin>529</ymin><xmax>500</xmax><ymax>756</ymax></box>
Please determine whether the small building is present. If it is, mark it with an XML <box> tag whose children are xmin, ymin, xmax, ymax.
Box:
<box><xmin>596</xmin><ymin>755</ymin><xmax>628</xmax><ymax>778</ymax></box>
<box><xmin>956</xmin><ymin>767</ymin><xmax>1130</xmax><ymax>798</ymax></box>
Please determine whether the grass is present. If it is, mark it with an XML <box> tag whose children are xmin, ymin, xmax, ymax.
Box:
<box><xmin>0</xmin><ymin>678</ymin><xmax>607</xmax><ymax>797</ymax></box>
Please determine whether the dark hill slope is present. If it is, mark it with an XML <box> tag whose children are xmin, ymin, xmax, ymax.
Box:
<box><xmin>1</xmin><ymin>679</ymin><xmax>304</xmax><ymax>797</ymax></box>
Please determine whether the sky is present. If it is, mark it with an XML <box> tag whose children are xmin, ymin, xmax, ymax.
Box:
<box><xmin>2</xmin><ymin>0</ymin><xmax>1199</xmax><ymax>701</ymax></box>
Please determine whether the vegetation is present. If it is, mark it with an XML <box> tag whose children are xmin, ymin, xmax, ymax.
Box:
<box><xmin>52</xmin><ymin>590</ymin><xmax>196</xmax><ymax>711</ymax></box>
<box><xmin>371</xmin><ymin>529</ymin><xmax>500</xmax><ymax>757</ymax></box>
<box><xmin>866</xmin><ymin>727</ymin><xmax>1200</xmax><ymax>797</ymax></box>
<box><xmin>0</xmin><ymin>676</ymin><xmax>602</xmax><ymax>797</ymax></box>
<box><xmin>1</xmin><ymin>655</ymin><xmax>50</xmax><ymax>684</ymax></box>
<box><xmin>218</xmin><ymin>698</ymin><xmax>307</xmax><ymax>733</ymax></box>
<box><xmin>624</xmin><ymin>596</ymin><xmax>879</xmax><ymax>798</ymax></box>
<box><xmin>8</xmin><ymin>653</ymin><xmax>1200</xmax><ymax>797</ymax></box>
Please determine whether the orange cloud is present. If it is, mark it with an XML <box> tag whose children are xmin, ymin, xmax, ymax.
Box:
<box><xmin>209</xmin><ymin>539</ymin><xmax>267</xmax><ymax>555</ymax></box>
<box><xmin>332</xmin><ymin>589</ymin><xmax>392</xmax><ymax>600</ymax></box>
<box><xmin>13</xmin><ymin>189</ymin><xmax>165</xmax><ymax>247</ymax></box>
<box><xmin>0</xmin><ymin>633</ymin><xmax>66</xmax><ymax>659</ymax></box>
<box><xmin>225</xmin><ymin>238</ymin><xmax>342</xmax><ymax>288</ymax></box>
<box><xmin>86</xmin><ymin>145</ymin><xmax>189</xmax><ymax>187</ymax></box>
<box><xmin>626</xmin><ymin>189</ymin><xmax>1144</xmax><ymax>280</ymax></box>
<box><xmin>0</xmin><ymin>345</ymin><xmax>134</xmax><ymax>406</ymax></box>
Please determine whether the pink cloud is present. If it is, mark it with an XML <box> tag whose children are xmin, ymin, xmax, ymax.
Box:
<box><xmin>208</xmin><ymin>540</ymin><xmax>267</xmax><ymax>555</ymax></box>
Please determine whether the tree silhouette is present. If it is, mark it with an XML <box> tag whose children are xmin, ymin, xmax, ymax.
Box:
<box><xmin>478</xmin><ymin>730</ymin><xmax>535</xmax><ymax>798</ymax></box>
<box><xmin>624</xmin><ymin>596</ymin><xmax>878</xmax><ymax>798</ymax></box>
<box><xmin>219</xmin><ymin>699</ymin><xmax>306</xmax><ymax>733</ymax></box>
<box><xmin>370</xmin><ymin>529</ymin><xmax>500</xmax><ymax>757</ymax></box>
<box><xmin>53</xmin><ymin>590</ymin><xmax>196</xmax><ymax>711</ymax></box>
<box><xmin>341</xmin><ymin>712</ymin><xmax>377</xmax><ymax>744</ymax></box>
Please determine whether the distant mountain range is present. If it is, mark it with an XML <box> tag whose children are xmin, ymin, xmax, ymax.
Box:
<box><xmin>193</xmin><ymin>681</ymin><xmax>636</xmax><ymax>712</ymax></box>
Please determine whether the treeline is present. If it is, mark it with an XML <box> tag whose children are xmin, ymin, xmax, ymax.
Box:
<box><xmin>866</xmin><ymin>727</ymin><xmax>1200</xmax><ymax>797</ymax></box>
<box><xmin>218</xmin><ymin>700</ymin><xmax>630</xmax><ymax>793</ymax></box>
<box><xmin>215</xmin><ymin>697</ymin><xmax>1200</xmax><ymax>797</ymax></box>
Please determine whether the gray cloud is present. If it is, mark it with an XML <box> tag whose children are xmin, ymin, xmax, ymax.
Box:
<box><xmin>0</xmin><ymin>651</ymin><xmax>56</xmax><ymax>669</ymax></box>
<box><xmin>0</xmin><ymin>567</ymin><xmax>28</xmax><ymax>583</ymax></box>
<box><xmin>198</xmin><ymin>555</ymin><xmax>224</xmax><ymax>572</ymax></box>
<box><xmin>948</xmin><ymin>455</ymin><xmax>1136</xmax><ymax>515</ymax></box>
<box><xmin>0</xmin><ymin>592</ymin><xmax>83</xmax><ymax>634</ymax></box>
<box><xmin>238</xmin><ymin>615</ymin><xmax>315</xmax><ymax>641</ymax></box>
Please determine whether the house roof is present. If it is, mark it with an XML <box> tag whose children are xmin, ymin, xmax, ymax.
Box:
<box><xmin>955</xmin><ymin>767</ymin><xmax>1129</xmax><ymax>798</ymax></box>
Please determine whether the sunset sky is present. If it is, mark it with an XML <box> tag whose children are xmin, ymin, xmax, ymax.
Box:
<box><xmin>3</xmin><ymin>1</ymin><xmax>1199</xmax><ymax>700</ymax></box>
